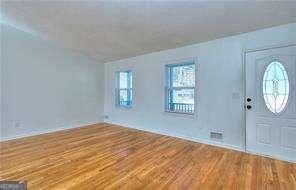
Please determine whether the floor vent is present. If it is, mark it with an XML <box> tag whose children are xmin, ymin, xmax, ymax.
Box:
<box><xmin>210</xmin><ymin>132</ymin><xmax>223</xmax><ymax>141</ymax></box>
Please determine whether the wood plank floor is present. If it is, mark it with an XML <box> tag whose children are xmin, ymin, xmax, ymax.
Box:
<box><xmin>0</xmin><ymin>123</ymin><xmax>295</xmax><ymax>190</ymax></box>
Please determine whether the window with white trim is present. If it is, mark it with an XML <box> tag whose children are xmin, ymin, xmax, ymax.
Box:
<box><xmin>116</xmin><ymin>71</ymin><xmax>132</xmax><ymax>107</ymax></box>
<box><xmin>166</xmin><ymin>62</ymin><xmax>195</xmax><ymax>114</ymax></box>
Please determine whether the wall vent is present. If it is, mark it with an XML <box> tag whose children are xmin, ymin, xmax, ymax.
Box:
<box><xmin>210</xmin><ymin>132</ymin><xmax>223</xmax><ymax>141</ymax></box>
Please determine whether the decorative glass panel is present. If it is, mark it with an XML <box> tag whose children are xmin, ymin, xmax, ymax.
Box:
<box><xmin>263</xmin><ymin>61</ymin><xmax>289</xmax><ymax>114</ymax></box>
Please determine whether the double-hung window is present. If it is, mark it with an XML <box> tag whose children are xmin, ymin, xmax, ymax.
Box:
<box><xmin>116</xmin><ymin>70</ymin><xmax>132</xmax><ymax>107</ymax></box>
<box><xmin>166</xmin><ymin>62</ymin><xmax>195</xmax><ymax>114</ymax></box>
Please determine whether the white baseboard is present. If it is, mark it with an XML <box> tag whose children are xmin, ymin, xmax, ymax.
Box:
<box><xmin>145</xmin><ymin>128</ymin><xmax>244</xmax><ymax>152</ymax></box>
<box><xmin>104</xmin><ymin>121</ymin><xmax>245</xmax><ymax>152</ymax></box>
<box><xmin>246</xmin><ymin>149</ymin><xmax>295</xmax><ymax>163</ymax></box>
<box><xmin>0</xmin><ymin>120</ymin><xmax>102</xmax><ymax>142</ymax></box>
<box><xmin>105</xmin><ymin>121</ymin><xmax>296</xmax><ymax>163</ymax></box>
<box><xmin>3</xmin><ymin>120</ymin><xmax>293</xmax><ymax>163</ymax></box>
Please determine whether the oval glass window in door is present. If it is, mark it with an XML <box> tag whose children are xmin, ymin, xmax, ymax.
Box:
<box><xmin>262</xmin><ymin>61</ymin><xmax>289</xmax><ymax>114</ymax></box>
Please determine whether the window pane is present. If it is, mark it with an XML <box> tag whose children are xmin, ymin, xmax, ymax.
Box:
<box><xmin>129</xmin><ymin>73</ymin><xmax>133</xmax><ymax>88</ymax></box>
<box><xmin>117</xmin><ymin>71</ymin><xmax>132</xmax><ymax>107</ymax></box>
<box><xmin>172</xmin><ymin>88</ymin><xmax>194</xmax><ymax>104</ymax></box>
<box><xmin>120</xmin><ymin>89</ymin><xmax>127</xmax><ymax>102</ymax></box>
<box><xmin>171</xmin><ymin>64</ymin><xmax>195</xmax><ymax>87</ymax></box>
<box><xmin>166</xmin><ymin>63</ymin><xmax>195</xmax><ymax>113</ymax></box>
<box><xmin>168</xmin><ymin>88</ymin><xmax>194</xmax><ymax>113</ymax></box>
<box><xmin>119</xmin><ymin>72</ymin><xmax>128</xmax><ymax>88</ymax></box>
<box><xmin>119</xmin><ymin>89</ymin><xmax>132</xmax><ymax>106</ymax></box>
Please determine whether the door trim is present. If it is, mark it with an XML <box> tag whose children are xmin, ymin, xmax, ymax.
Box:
<box><xmin>245</xmin><ymin>42</ymin><xmax>296</xmax><ymax>53</ymax></box>
<box><xmin>243</xmin><ymin>42</ymin><xmax>296</xmax><ymax>156</ymax></box>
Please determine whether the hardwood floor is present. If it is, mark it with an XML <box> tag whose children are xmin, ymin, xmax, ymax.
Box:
<box><xmin>0</xmin><ymin>123</ymin><xmax>295</xmax><ymax>190</ymax></box>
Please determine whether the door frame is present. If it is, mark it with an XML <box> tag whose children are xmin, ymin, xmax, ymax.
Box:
<box><xmin>243</xmin><ymin>42</ymin><xmax>296</xmax><ymax>156</ymax></box>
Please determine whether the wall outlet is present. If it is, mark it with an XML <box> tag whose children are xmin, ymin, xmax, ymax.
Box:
<box><xmin>12</xmin><ymin>120</ymin><xmax>21</xmax><ymax>128</ymax></box>
<box><xmin>232</xmin><ymin>92</ymin><xmax>240</xmax><ymax>99</ymax></box>
<box><xmin>102</xmin><ymin>115</ymin><xmax>109</xmax><ymax>119</ymax></box>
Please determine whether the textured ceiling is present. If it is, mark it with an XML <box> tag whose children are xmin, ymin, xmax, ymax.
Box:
<box><xmin>2</xmin><ymin>1</ymin><xmax>296</xmax><ymax>63</ymax></box>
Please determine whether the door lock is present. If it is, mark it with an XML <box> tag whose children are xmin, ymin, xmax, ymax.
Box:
<box><xmin>246</xmin><ymin>105</ymin><xmax>252</xmax><ymax>110</ymax></box>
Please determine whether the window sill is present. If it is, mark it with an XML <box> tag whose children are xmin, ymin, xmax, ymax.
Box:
<box><xmin>163</xmin><ymin>110</ymin><xmax>196</xmax><ymax>118</ymax></box>
<box><xmin>116</xmin><ymin>105</ymin><xmax>132</xmax><ymax>109</ymax></box>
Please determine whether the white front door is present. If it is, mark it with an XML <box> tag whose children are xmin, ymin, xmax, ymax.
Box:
<box><xmin>246</xmin><ymin>45</ymin><xmax>296</xmax><ymax>162</ymax></box>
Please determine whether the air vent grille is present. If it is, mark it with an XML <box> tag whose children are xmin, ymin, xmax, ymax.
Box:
<box><xmin>210</xmin><ymin>132</ymin><xmax>223</xmax><ymax>141</ymax></box>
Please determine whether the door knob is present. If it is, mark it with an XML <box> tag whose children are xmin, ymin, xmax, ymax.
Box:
<box><xmin>246</xmin><ymin>105</ymin><xmax>252</xmax><ymax>110</ymax></box>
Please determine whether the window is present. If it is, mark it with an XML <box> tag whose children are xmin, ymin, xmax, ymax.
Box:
<box><xmin>116</xmin><ymin>71</ymin><xmax>132</xmax><ymax>107</ymax></box>
<box><xmin>263</xmin><ymin>61</ymin><xmax>289</xmax><ymax>114</ymax></box>
<box><xmin>166</xmin><ymin>62</ymin><xmax>195</xmax><ymax>114</ymax></box>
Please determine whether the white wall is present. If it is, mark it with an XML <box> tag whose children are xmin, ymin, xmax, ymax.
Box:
<box><xmin>1</xmin><ymin>24</ymin><xmax>105</xmax><ymax>141</ymax></box>
<box><xmin>104</xmin><ymin>23</ymin><xmax>296</xmax><ymax>151</ymax></box>
<box><xmin>0</xmin><ymin>24</ymin><xmax>3</xmax><ymax>140</ymax></box>
<box><xmin>1</xmin><ymin>22</ymin><xmax>295</xmax><ymax>148</ymax></box>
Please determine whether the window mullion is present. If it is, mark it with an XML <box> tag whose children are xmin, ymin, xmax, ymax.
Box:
<box><xmin>171</xmin><ymin>87</ymin><xmax>194</xmax><ymax>90</ymax></box>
